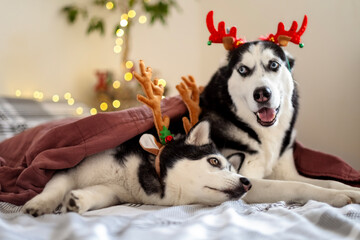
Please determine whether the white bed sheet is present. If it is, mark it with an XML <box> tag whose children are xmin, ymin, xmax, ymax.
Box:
<box><xmin>1</xmin><ymin>200</ymin><xmax>360</xmax><ymax>240</ymax></box>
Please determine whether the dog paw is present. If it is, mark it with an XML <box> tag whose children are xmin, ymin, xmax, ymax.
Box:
<box><xmin>23</xmin><ymin>198</ymin><xmax>57</xmax><ymax>217</ymax></box>
<box><xmin>328</xmin><ymin>194</ymin><xmax>352</xmax><ymax>207</ymax></box>
<box><xmin>328</xmin><ymin>190</ymin><xmax>360</xmax><ymax>207</ymax></box>
<box><xmin>63</xmin><ymin>191</ymin><xmax>86</xmax><ymax>214</ymax></box>
<box><xmin>342</xmin><ymin>190</ymin><xmax>360</xmax><ymax>204</ymax></box>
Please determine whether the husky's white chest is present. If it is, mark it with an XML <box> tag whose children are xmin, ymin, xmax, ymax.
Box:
<box><xmin>231</xmin><ymin>130</ymin><xmax>281</xmax><ymax>178</ymax></box>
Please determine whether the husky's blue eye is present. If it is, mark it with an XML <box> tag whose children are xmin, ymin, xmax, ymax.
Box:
<box><xmin>238</xmin><ymin>66</ymin><xmax>250</xmax><ymax>76</ymax></box>
<box><xmin>269</xmin><ymin>61</ymin><xmax>280</xmax><ymax>71</ymax></box>
<box><xmin>208</xmin><ymin>158</ymin><xmax>220</xmax><ymax>167</ymax></box>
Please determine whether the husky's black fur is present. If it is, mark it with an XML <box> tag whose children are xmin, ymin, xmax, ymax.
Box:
<box><xmin>113</xmin><ymin>121</ymin><xmax>220</xmax><ymax>197</ymax></box>
<box><xmin>280</xmin><ymin>86</ymin><xmax>299</xmax><ymax>156</ymax></box>
<box><xmin>159</xmin><ymin>136</ymin><xmax>218</xmax><ymax>179</ymax></box>
<box><xmin>113</xmin><ymin>136</ymin><xmax>161</xmax><ymax>195</ymax></box>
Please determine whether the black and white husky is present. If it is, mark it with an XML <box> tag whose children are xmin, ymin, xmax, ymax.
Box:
<box><xmin>23</xmin><ymin>121</ymin><xmax>251</xmax><ymax>216</ymax></box>
<box><xmin>200</xmin><ymin>40</ymin><xmax>360</xmax><ymax>207</ymax></box>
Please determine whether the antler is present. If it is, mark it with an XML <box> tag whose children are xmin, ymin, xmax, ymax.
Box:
<box><xmin>206</xmin><ymin>11</ymin><xmax>246</xmax><ymax>50</ymax></box>
<box><xmin>134</xmin><ymin>60</ymin><xmax>170</xmax><ymax>147</ymax></box>
<box><xmin>176</xmin><ymin>75</ymin><xmax>202</xmax><ymax>134</ymax></box>
<box><xmin>262</xmin><ymin>15</ymin><xmax>308</xmax><ymax>48</ymax></box>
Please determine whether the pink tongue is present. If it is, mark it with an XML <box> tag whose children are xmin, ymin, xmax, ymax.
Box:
<box><xmin>258</xmin><ymin>108</ymin><xmax>276</xmax><ymax>122</ymax></box>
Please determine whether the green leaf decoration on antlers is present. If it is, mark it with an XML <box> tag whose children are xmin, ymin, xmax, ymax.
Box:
<box><xmin>159</xmin><ymin>126</ymin><xmax>174</xmax><ymax>145</ymax></box>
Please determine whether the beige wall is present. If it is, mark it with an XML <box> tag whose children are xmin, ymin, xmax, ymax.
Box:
<box><xmin>0</xmin><ymin>0</ymin><xmax>359</xmax><ymax>169</ymax></box>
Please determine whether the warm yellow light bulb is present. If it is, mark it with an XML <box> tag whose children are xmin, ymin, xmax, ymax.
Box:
<box><xmin>90</xmin><ymin>108</ymin><xmax>98</xmax><ymax>115</ymax></box>
<box><xmin>32</xmin><ymin>91</ymin><xmax>43</xmax><ymax>101</ymax></box>
<box><xmin>115</xmin><ymin>38</ymin><xmax>123</xmax><ymax>45</ymax></box>
<box><xmin>116</xmin><ymin>29</ymin><xmax>124</xmax><ymax>37</ymax></box>
<box><xmin>64</xmin><ymin>92</ymin><xmax>71</xmax><ymax>100</ymax></box>
<box><xmin>112</xmin><ymin>100</ymin><xmax>121</xmax><ymax>108</ymax></box>
<box><xmin>33</xmin><ymin>91</ymin><xmax>44</xmax><ymax>100</ymax></box>
<box><xmin>121</xmin><ymin>14</ymin><xmax>128</xmax><ymax>20</ymax></box>
<box><xmin>139</xmin><ymin>16</ymin><xmax>147</xmax><ymax>24</ymax></box>
<box><xmin>68</xmin><ymin>98</ymin><xmax>75</xmax><ymax>106</ymax></box>
<box><xmin>120</xmin><ymin>19</ymin><xmax>128</xmax><ymax>27</ymax></box>
<box><xmin>76</xmin><ymin>107</ymin><xmax>83</xmax><ymax>115</ymax></box>
<box><xmin>113</xmin><ymin>80</ymin><xmax>121</xmax><ymax>89</ymax></box>
<box><xmin>125</xmin><ymin>61</ymin><xmax>133</xmax><ymax>69</ymax></box>
<box><xmin>52</xmin><ymin>94</ymin><xmax>60</xmax><ymax>102</ymax></box>
<box><xmin>105</xmin><ymin>1</ymin><xmax>114</xmax><ymax>10</ymax></box>
<box><xmin>128</xmin><ymin>10</ymin><xmax>136</xmax><ymax>18</ymax></box>
<box><xmin>157</xmin><ymin>79</ymin><xmax>167</xmax><ymax>87</ymax></box>
<box><xmin>114</xmin><ymin>45</ymin><xmax>122</xmax><ymax>53</ymax></box>
<box><xmin>15</xmin><ymin>90</ymin><xmax>21</xmax><ymax>97</ymax></box>
<box><xmin>124</xmin><ymin>72</ymin><xmax>133</xmax><ymax>81</ymax></box>
<box><xmin>100</xmin><ymin>102</ymin><xmax>108</xmax><ymax>111</ymax></box>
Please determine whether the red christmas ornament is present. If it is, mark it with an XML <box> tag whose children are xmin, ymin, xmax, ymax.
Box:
<box><xmin>165</xmin><ymin>135</ymin><xmax>173</xmax><ymax>143</ymax></box>
<box><xmin>95</xmin><ymin>71</ymin><xmax>108</xmax><ymax>92</ymax></box>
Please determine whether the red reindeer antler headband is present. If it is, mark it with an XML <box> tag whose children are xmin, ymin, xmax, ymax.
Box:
<box><xmin>206</xmin><ymin>11</ymin><xmax>308</xmax><ymax>50</ymax></box>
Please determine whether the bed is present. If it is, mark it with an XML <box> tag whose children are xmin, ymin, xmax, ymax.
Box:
<box><xmin>0</xmin><ymin>97</ymin><xmax>360</xmax><ymax>240</ymax></box>
<box><xmin>1</xmin><ymin>200</ymin><xmax>360</xmax><ymax>239</ymax></box>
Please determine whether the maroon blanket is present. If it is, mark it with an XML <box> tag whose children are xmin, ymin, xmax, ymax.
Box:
<box><xmin>0</xmin><ymin>96</ymin><xmax>359</xmax><ymax>205</ymax></box>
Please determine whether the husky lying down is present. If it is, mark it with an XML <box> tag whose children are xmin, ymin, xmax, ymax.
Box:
<box><xmin>23</xmin><ymin>63</ymin><xmax>251</xmax><ymax>217</ymax></box>
<box><xmin>201</xmin><ymin>11</ymin><xmax>360</xmax><ymax>207</ymax></box>
<box><xmin>23</xmin><ymin>121</ymin><xmax>250</xmax><ymax>216</ymax></box>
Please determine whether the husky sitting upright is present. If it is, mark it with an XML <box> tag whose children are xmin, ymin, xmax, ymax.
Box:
<box><xmin>201</xmin><ymin>11</ymin><xmax>360</xmax><ymax>207</ymax></box>
<box><xmin>23</xmin><ymin>61</ymin><xmax>251</xmax><ymax>217</ymax></box>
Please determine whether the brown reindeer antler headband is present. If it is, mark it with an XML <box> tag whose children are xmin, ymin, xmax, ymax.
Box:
<box><xmin>206</xmin><ymin>11</ymin><xmax>308</xmax><ymax>50</ymax></box>
<box><xmin>134</xmin><ymin>60</ymin><xmax>202</xmax><ymax>177</ymax></box>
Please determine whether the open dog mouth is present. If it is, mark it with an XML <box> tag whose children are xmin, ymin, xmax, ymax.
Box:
<box><xmin>254</xmin><ymin>107</ymin><xmax>280</xmax><ymax>127</ymax></box>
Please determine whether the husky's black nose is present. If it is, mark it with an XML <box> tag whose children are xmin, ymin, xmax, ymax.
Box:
<box><xmin>253</xmin><ymin>87</ymin><xmax>272</xmax><ymax>103</ymax></box>
<box><xmin>240</xmin><ymin>177</ymin><xmax>252</xmax><ymax>192</ymax></box>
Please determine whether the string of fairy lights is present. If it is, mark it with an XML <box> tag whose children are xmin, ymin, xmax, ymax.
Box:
<box><xmin>13</xmin><ymin>61</ymin><xmax>136</xmax><ymax>116</ymax></box>
<box><xmin>12</xmin><ymin>0</ymin><xmax>167</xmax><ymax>117</ymax></box>
<box><xmin>111</xmin><ymin>5</ymin><xmax>147</xmax><ymax>55</ymax></box>
<box><xmin>14</xmin><ymin>89</ymin><xmax>86</xmax><ymax>115</ymax></box>
<box><xmin>14</xmin><ymin>89</ymin><xmax>123</xmax><ymax>116</ymax></box>
<box><xmin>13</xmin><ymin>59</ymin><xmax>167</xmax><ymax>116</ymax></box>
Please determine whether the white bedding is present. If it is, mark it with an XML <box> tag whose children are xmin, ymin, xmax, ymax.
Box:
<box><xmin>1</xmin><ymin>200</ymin><xmax>360</xmax><ymax>240</ymax></box>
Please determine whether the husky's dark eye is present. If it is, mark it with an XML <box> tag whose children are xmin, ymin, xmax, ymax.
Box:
<box><xmin>238</xmin><ymin>66</ymin><xmax>250</xmax><ymax>77</ymax></box>
<box><xmin>208</xmin><ymin>158</ymin><xmax>220</xmax><ymax>167</ymax></box>
<box><xmin>269</xmin><ymin>61</ymin><xmax>280</xmax><ymax>71</ymax></box>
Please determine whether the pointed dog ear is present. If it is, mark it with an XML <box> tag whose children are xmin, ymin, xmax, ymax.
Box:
<box><xmin>185</xmin><ymin>121</ymin><xmax>211</xmax><ymax>146</ymax></box>
<box><xmin>139</xmin><ymin>134</ymin><xmax>161</xmax><ymax>155</ymax></box>
<box><xmin>227</xmin><ymin>153</ymin><xmax>245</xmax><ymax>173</ymax></box>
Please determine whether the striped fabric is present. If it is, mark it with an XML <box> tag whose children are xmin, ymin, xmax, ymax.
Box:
<box><xmin>0</xmin><ymin>97</ymin><xmax>88</xmax><ymax>141</ymax></box>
